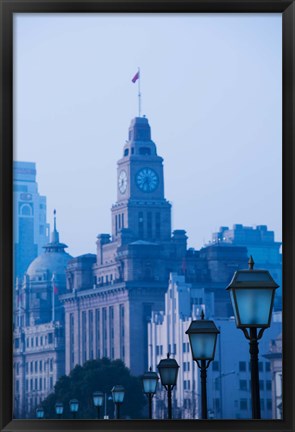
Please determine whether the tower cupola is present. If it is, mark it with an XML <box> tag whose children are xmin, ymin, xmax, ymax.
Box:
<box><xmin>128</xmin><ymin>116</ymin><xmax>151</xmax><ymax>141</ymax></box>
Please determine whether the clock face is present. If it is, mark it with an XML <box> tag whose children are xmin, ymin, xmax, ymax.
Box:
<box><xmin>136</xmin><ymin>168</ymin><xmax>159</xmax><ymax>192</ymax></box>
<box><xmin>118</xmin><ymin>170</ymin><xmax>128</xmax><ymax>194</ymax></box>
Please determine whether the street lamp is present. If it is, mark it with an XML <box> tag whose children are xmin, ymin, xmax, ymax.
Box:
<box><xmin>111</xmin><ymin>385</ymin><xmax>125</xmax><ymax>419</ymax></box>
<box><xmin>226</xmin><ymin>256</ymin><xmax>279</xmax><ymax>419</ymax></box>
<box><xmin>55</xmin><ymin>402</ymin><xmax>64</xmax><ymax>419</ymax></box>
<box><xmin>142</xmin><ymin>367</ymin><xmax>159</xmax><ymax>419</ymax></box>
<box><xmin>93</xmin><ymin>391</ymin><xmax>104</xmax><ymax>419</ymax></box>
<box><xmin>36</xmin><ymin>407</ymin><xmax>45</xmax><ymax>419</ymax></box>
<box><xmin>157</xmin><ymin>353</ymin><xmax>179</xmax><ymax>419</ymax></box>
<box><xmin>69</xmin><ymin>399</ymin><xmax>79</xmax><ymax>419</ymax></box>
<box><xmin>186</xmin><ymin>309</ymin><xmax>220</xmax><ymax>419</ymax></box>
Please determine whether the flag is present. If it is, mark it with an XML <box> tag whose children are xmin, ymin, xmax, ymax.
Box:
<box><xmin>132</xmin><ymin>71</ymin><xmax>140</xmax><ymax>83</ymax></box>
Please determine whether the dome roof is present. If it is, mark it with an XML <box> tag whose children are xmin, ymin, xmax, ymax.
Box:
<box><xmin>26</xmin><ymin>210</ymin><xmax>73</xmax><ymax>279</ymax></box>
<box><xmin>26</xmin><ymin>250</ymin><xmax>72</xmax><ymax>278</ymax></box>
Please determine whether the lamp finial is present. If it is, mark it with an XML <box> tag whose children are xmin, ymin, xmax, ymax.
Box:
<box><xmin>248</xmin><ymin>255</ymin><xmax>255</xmax><ymax>270</ymax></box>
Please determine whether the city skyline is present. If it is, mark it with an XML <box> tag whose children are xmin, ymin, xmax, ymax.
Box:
<box><xmin>14</xmin><ymin>13</ymin><xmax>282</xmax><ymax>258</ymax></box>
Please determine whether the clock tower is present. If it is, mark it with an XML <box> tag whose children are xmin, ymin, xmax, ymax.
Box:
<box><xmin>111</xmin><ymin>116</ymin><xmax>172</xmax><ymax>242</ymax></box>
<box><xmin>63</xmin><ymin>115</ymin><xmax>189</xmax><ymax>377</ymax></box>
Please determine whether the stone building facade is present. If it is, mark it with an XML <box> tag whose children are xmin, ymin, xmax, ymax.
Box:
<box><xmin>13</xmin><ymin>212</ymin><xmax>72</xmax><ymax>417</ymax></box>
<box><xmin>59</xmin><ymin>116</ymin><xmax>256</xmax><ymax>378</ymax></box>
<box><xmin>60</xmin><ymin>117</ymin><xmax>189</xmax><ymax>376</ymax></box>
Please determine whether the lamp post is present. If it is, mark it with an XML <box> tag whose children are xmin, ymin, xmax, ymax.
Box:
<box><xmin>157</xmin><ymin>353</ymin><xmax>179</xmax><ymax>419</ymax></box>
<box><xmin>36</xmin><ymin>407</ymin><xmax>45</xmax><ymax>419</ymax></box>
<box><xmin>186</xmin><ymin>310</ymin><xmax>220</xmax><ymax>419</ymax></box>
<box><xmin>93</xmin><ymin>391</ymin><xmax>104</xmax><ymax>419</ymax></box>
<box><xmin>55</xmin><ymin>402</ymin><xmax>64</xmax><ymax>419</ymax></box>
<box><xmin>111</xmin><ymin>385</ymin><xmax>125</xmax><ymax>419</ymax></box>
<box><xmin>142</xmin><ymin>367</ymin><xmax>159</xmax><ymax>419</ymax></box>
<box><xmin>69</xmin><ymin>399</ymin><xmax>79</xmax><ymax>419</ymax></box>
<box><xmin>226</xmin><ymin>256</ymin><xmax>279</xmax><ymax>419</ymax></box>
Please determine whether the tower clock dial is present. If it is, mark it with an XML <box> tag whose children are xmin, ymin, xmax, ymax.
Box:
<box><xmin>118</xmin><ymin>170</ymin><xmax>128</xmax><ymax>194</ymax></box>
<box><xmin>136</xmin><ymin>168</ymin><xmax>159</xmax><ymax>192</ymax></box>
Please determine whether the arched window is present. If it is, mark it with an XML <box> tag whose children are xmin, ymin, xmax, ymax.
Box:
<box><xmin>20</xmin><ymin>204</ymin><xmax>32</xmax><ymax>216</ymax></box>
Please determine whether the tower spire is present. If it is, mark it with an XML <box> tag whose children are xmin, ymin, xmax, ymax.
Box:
<box><xmin>51</xmin><ymin>209</ymin><xmax>60</xmax><ymax>244</ymax></box>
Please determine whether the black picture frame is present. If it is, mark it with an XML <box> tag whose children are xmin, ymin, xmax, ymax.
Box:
<box><xmin>0</xmin><ymin>1</ymin><xmax>294</xmax><ymax>431</ymax></box>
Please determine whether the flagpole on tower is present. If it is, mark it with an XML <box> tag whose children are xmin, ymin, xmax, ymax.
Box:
<box><xmin>132</xmin><ymin>68</ymin><xmax>141</xmax><ymax>117</ymax></box>
<box><xmin>138</xmin><ymin>67</ymin><xmax>141</xmax><ymax>117</ymax></box>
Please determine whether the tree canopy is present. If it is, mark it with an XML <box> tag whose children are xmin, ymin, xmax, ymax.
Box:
<box><xmin>40</xmin><ymin>358</ymin><xmax>147</xmax><ymax>419</ymax></box>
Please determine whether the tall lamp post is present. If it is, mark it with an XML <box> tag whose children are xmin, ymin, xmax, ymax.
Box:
<box><xmin>186</xmin><ymin>310</ymin><xmax>220</xmax><ymax>419</ymax></box>
<box><xmin>69</xmin><ymin>399</ymin><xmax>79</xmax><ymax>419</ymax></box>
<box><xmin>36</xmin><ymin>407</ymin><xmax>45</xmax><ymax>419</ymax></box>
<box><xmin>157</xmin><ymin>353</ymin><xmax>179</xmax><ymax>419</ymax></box>
<box><xmin>226</xmin><ymin>256</ymin><xmax>279</xmax><ymax>419</ymax></box>
<box><xmin>55</xmin><ymin>402</ymin><xmax>64</xmax><ymax>419</ymax></box>
<box><xmin>142</xmin><ymin>367</ymin><xmax>159</xmax><ymax>419</ymax></box>
<box><xmin>93</xmin><ymin>391</ymin><xmax>104</xmax><ymax>419</ymax></box>
<box><xmin>111</xmin><ymin>385</ymin><xmax>125</xmax><ymax>419</ymax></box>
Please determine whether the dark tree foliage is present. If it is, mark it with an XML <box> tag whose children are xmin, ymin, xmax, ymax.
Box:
<box><xmin>40</xmin><ymin>358</ymin><xmax>146</xmax><ymax>419</ymax></box>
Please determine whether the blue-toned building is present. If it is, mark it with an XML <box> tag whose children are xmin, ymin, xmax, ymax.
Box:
<box><xmin>13</xmin><ymin>161</ymin><xmax>50</xmax><ymax>280</ymax></box>
<box><xmin>13</xmin><ymin>212</ymin><xmax>72</xmax><ymax>418</ymax></box>
<box><xmin>13</xmin><ymin>118</ymin><xmax>282</xmax><ymax>420</ymax></box>
<box><xmin>148</xmin><ymin>274</ymin><xmax>282</xmax><ymax>419</ymax></box>
<box><xmin>210</xmin><ymin>225</ymin><xmax>282</xmax><ymax>307</ymax></box>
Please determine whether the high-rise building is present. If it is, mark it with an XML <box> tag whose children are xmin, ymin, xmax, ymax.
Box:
<box><xmin>210</xmin><ymin>225</ymin><xmax>282</xmax><ymax>306</ymax></box>
<box><xmin>13</xmin><ymin>161</ymin><xmax>50</xmax><ymax>280</ymax></box>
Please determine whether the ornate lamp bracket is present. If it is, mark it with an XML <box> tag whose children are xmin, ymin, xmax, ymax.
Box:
<box><xmin>242</xmin><ymin>327</ymin><xmax>266</xmax><ymax>341</ymax></box>
<box><xmin>196</xmin><ymin>359</ymin><xmax>212</xmax><ymax>370</ymax></box>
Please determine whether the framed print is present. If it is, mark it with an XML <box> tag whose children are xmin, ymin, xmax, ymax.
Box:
<box><xmin>0</xmin><ymin>1</ymin><xmax>294</xmax><ymax>432</ymax></box>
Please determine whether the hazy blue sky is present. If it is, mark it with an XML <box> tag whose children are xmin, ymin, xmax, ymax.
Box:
<box><xmin>14</xmin><ymin>13</ymin><xmax>282</xmax><ymax>257</ymax></box>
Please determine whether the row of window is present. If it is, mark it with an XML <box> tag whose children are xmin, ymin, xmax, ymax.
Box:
<box><xmin>97</xmin><ymin>274</ymin><xmax>114</xmax><ymax>285</ymax></box>
<box><xmin>239</xmin><ymin>361</ymin><xmax>271</xmax><ymax>372</ymax></box>
<box><xmin>20</xmin><ymin>333</ymin><xmax>53</xmax><ymax>350</ymax></box>
<box><xmin>239</xmin><ymin>398</ymin><xmax>272</xmax><ymax>411</ymax></box>
<box><xmin>115</xmin><ymin>213</ymin><xmax>125</xmax><ymax>235</ymax></box>
<box><xmin>123</xmin><ymin>146</ymin><xmax>151</xmax><ymax>157</ymax></box>
<box><xmin>25</xmin><ymin>358</ymin><xmax>54</xmax><ymax>375</ymax></box>
<box><xmin>23</xmin><ymin>377</ymin><xmax>54</xmax><ymax>393</ymax></box>
<box><xmin>69</xmin><ymin>305</ymin><xmax>125</xmax><ymax>370</ymax></box>
<box><xmin>239</xmin><ymin>379</ymin><xmax>272</xmax><ymax>392</ymax></box>
<box><xmin>138</xmin><ymin>211</ymin><xmax>161</xmax><ymax>239</ymax></box>
<box><xmin>211</xmin><ymin>360</ymin><xmax>271</xmax><ymax>373</ymax></box>
<box><xmin>15</xmin><ymin>358</ymin><xmax>54</xmax><ymax>375</ymax></box>
<box><xmin>15</xmin><ymin>376</ymin><xmax>54</xmax><ymax>394</ymax></box>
